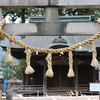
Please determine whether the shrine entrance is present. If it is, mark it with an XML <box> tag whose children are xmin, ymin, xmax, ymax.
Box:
<box><xmin>78</xmin><ymin>65</ymin><xmax>95</xmax><ymax>88</ymax></box>
<box><xmin>28</xmin><ymin>66</ymin><xmax>43</xmax><ymax>85</ymax></box>
<box><xmin>47</xmin><ymin>65</ymin><xmax>74</xmax><ymax>89</ymax></box>
<box><xmin>47</xmin><ymin>64</ymin><xmax>95</xmax><ymax>90</ymax></box>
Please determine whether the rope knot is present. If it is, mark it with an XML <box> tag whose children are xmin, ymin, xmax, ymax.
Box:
<box><xmin>67</xmin><ymin>51</ymin><xmax>75</xmax><ymax>77</ymax></box>
<box><xmin>5</xmin><ymin>40</ymin><xmax>13</xmax><ymax>63</ymax></box>
<box><xmin>25</xmin><ymin>49</ymin><xmax>35</xmax><ymax>74</ymax></box>
<box><xmin>0</xmin><ymin>29</ymin><xmax>5</xmax><ymax>40</ymax></box>
<box><xmin>0</xmin><ymin>19</ymin><xmax>6</xmax><ymax>40</ymax></box>
<box><xmin>91</xmin><ymin>42</ymin><xmax>99</xmax><ymax>67</ymax></box>
<box><xmin>46</xmin><ymin>53</ymin><xmax>54</xmax><ymax>77</ymax></box>
<box><xmin>0</xmin><ymin>18</ymin><xmax>6</xmax><ymax>29</ymax></box>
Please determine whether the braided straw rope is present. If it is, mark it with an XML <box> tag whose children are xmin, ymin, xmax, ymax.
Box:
<box><xmin>5</xmin><ymin>40</ymin><xmax>13</xmax><ymax>63</ymax></box>
<box><xmin>67</xmin><ymin>51</ymin><xmax>75</xmax><ymax>77</ymax></box>
<box><xmin>0</xmin><ymin>18</ymin><xmax>6</xmax><ymax>29</ymax></box>
<box><xmin>98</xmin><ymin>18</ymin><xmax>100</xmax><ymax>23</ymax></box>
<box><xmin>0</xmin><ymin>19</ymin><xmax>6</xmax><ymax>40</ymax></box>
<box><xmin>0</xmin><ymin>19</ymin><xmax>100</xmax><ymax>76</ymax></box>
<box><xmin>25</xmin><ymin>49</ymin><xmax>35</xmax><ymax>74</ymax></box>
<box><xmin>46</xmin><ymin>53</ymin><xmax>53</xmax><ymax>77</ymax></box>
<box><xmin>0</xmin><ymin>28</ymin><xmax>99</xmax><ymax>54</ymax></box>
<box><xmin>91</xmin><ymin>42</ymin><xmax>99</xmax><ymax>67</ymax></box>
<box><xmin>0</xmin><ymin>18</ymin><xmax>99</xmax><ymax>54</ymax></box>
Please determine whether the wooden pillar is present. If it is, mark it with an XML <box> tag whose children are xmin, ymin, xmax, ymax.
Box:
<box><xmin>93</xmin><ymin>67</ymin><xmax>96</xmax><ymax>82</ymax></box>
<box><xmin>43</xmin><ymin>60</ymin><xmax>47</xmax><ymax>96</ymax></box>
<box><xmin>23</xmin><ymin>70</ymin><xmax>26</xmax><ymax>85</ymax></box>
<box><xmin>74</xmin><ymin>58</ymin><xmax>78</xmax><ymax>97</ymax></box>
<box><xmin>26</xmin><ymin>74</ymin><xmax>29</xmax><ymax>85</ymax></box>
<box><xmin>98</xmin><ymin>62</ymin><xmax>100</xmax><ymax>100</ymax></box>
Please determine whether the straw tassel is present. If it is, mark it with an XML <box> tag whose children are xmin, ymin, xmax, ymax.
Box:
<box><xmin>5</xmin><ymin>40</ymin><xmax>13</xmax><ymax>63</ymax></box>
<box><xmin>25</xmin><ymin>49</ymin><xmax>35</xmax><ymax>74</ymax></box>
<box><xmin>46</xmin><ymin>53</ymin><xmax>54</xmax><ymax>77</ymax></box>
<box><xmin>0</xmin><ymin>19</ymin><xmax>6</xmax><ymax>41</ymax></box>
<box><xmin>91</xmin><ymin>42</ymin><xmax>99</xmax><ymax>67</ymax></box>
<box><xmin>67</xmin><ymin>51</ymin><xmax>75</xmax><ymax>77</ymax></box>
<box><xmin>0</xmin><ymin>29</ymin><xmax>5</xmax><ymax>41</ymax></box>
<box><xmin>0</xmin><ymin>18</ymin><xmax>6</xmax><ymax>29</ymax></box>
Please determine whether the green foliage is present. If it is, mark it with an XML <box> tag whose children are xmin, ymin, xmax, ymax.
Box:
<box><xmin>2</xmin><ymin>8</ymin><xmax>45</xmax><ymax>23</ymax></box>
<box><xmin>0</xmin><ymin>57</ymin><xmax>25</xmax><ymax>79</ymax></box>
<box><xmin>2</xmin><ymin>9</ymin><xmax>22</xmax><ymax>22</ymax></box>
<box><xmin>3</xmin><ymin>8</ymin><xmax>100</xmax><ymax>23</ymax></box>
<box><xmin>60</xmin><ymin>8</ymin><xmax>99</xmax><ymax>16</ymax></box>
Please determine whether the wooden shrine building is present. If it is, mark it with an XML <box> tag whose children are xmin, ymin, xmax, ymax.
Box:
<box><xmin>1</xmin><ymin>0</ymin><xmax>100</xmax><ymax>96</ymax></box>
<box><xmin>1</xmin><ymin>35</ymin><xmax>100</xmax><ymax>94</ymax></box>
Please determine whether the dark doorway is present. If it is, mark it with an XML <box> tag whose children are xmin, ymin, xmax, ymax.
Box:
<box><xmin>78</xmin><ymin>65</ymin><xmax>93</xmax><ymax>87</ymax></box>
<box><xmin>28</xmin><ymin>66</ymin><xmax>43</xmax><ymax>85</ymax></box>
<box><xmin>47</xmin><ymin>65</ymin><xmax>74</xmax><ymax>88</ymax></box>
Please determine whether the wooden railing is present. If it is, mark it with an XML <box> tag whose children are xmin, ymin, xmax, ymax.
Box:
<box><xmin>17</xmin><ymin>85</ymin><xmax>43</xmax><ymax>96</ymax></box>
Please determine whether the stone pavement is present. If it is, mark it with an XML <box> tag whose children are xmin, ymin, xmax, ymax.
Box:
<box><xmin>13</xmin><ymin>95</ymin><xmax>99</xmax><ymax>100</ymax></box>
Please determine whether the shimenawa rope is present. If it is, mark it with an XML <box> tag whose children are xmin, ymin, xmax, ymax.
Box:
<box><xmin>25</xmin><ymin>49</ymin><xmax>35</xmax><ymax>74</ymax></box>
<box><xmin>46</xmin><ymin>53</ymin><xmax>54</xmax><ymax>77</ymax></box>
<box><xmin>67</xmin><ymin>51</ymin><xmax>75</xmax><ymax>77</ymax></box>
<box><xmin>0</xmin><ymin>18</ymin><xmax>99</xmax><ymax>77</ymax></box>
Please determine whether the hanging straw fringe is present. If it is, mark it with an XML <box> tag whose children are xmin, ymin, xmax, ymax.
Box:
<box><xmin>67</xmin><ymin>51</ymin><xmax>75</xmax><ymax>77</ymax></box>
<box><xmin>5</xmin><ymin>40</ymin><xmax>13</xmax><ymax>63</ymax></box>
<box><xmin>91</xmin><ymin>42</ymin><xmax>99</xmax><ymax>67</ymax></box>
<box><xmin>98</xmin><ymin>18</ymin><xmax>100</xmax><ymax>23</ymax></box>
<box><xmin>25</xmin><ymin>49</ymin><xmax>35</xmax><ymax>74</ymax></box>
<box><xmin>0</xmin><ymin>18</ymin><xmax>6</xmax><ymax>29</ymax></box>
<box><xmin>0</xmin><ymin>19</ymin><xmax>6</xmax><ymax>41</ymax></box>
<box><xmin>46</xmin><ymin>53</ymin><xmax>54</xmax><ymax>77</ymax></box>
<box><xmin>0</xmin><ymin>29</ymin><xmax>5</xmax><ymax>40</ymax></box>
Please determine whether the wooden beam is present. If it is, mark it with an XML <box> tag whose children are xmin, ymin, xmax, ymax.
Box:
<box><xmin>74</xmin><ymin>58</ymin><xmax>78</xmax><ymax>91</ymax></box>
<box><xmin>2</xmin><ymin>22</ymin><xmax>100</xmax><ymax>36</ymax></box>
<box><xmin>43</xmin><ymin>61</ymin><xmax>47</xmax><ymax>96</ymax></box>
<box><xmin>1</xmin><ymin>0</ymin><xmax>100</xmax><ymax>9</ymax></box>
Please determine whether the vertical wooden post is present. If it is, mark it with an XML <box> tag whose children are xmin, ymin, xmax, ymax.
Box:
<box><xmin>26</xmin><ymin>74</ymin><xmax>29</xmax><ymax>85</ymax></box>
<box><xmin>98</xmin><ymin>62</ymin><xmax>100</xmax><ymax>100</ymax></box>
<box><xmin>43</xmin><ymin>60</ymin><xmax>47</xmax><ymax>96</ymax></box>
<box><xmin>98</xmin><ymin>68</ymin><xmax>100</xmax><ymax>100</ymax></box>
<box><xmin>23</xmin><ymin>70</ymin><xmax>26</xmax><ymax>85</ymax></box>
<box><xmin>74</xmin><ymin>58</ymin><xmax>78</xmax><ymax>100</ymax></box>
<box><xmin>0</xmin><ymin>90</ymin><xmax>2</xmax><ymax>100</ymax></box>
<box><xmin>93</xmin><ymin>67</ymin><xmax>96</xmax><ymax>82</ymax></box>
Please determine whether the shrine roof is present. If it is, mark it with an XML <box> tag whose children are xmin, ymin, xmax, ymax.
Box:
<box><xmin>2</xmin><ymin>34</ymin><xmax>100</xmax><ymax>53</ymax></box>
<box><xmin>2</xmin><ymin>35</ymin><xmax>100</xmax><ymax>53</ymax></box>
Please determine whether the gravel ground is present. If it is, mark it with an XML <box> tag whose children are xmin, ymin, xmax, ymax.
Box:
<box><xmin>12</xmin><ymin>95</ymin><xmax>99</xmax><ymax>100</ymax></box>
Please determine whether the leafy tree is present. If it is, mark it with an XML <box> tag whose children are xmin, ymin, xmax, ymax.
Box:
<box><xmin>0</xmin><ymin>57</ymin><xmax>25</xmax><ymax>80</ymax></box>
<box><xmin>2</xmin><ymin>8</ymin><xmax>45</xmax><ymax>39</ymax></box>
<box><xmin>2</xmin><ymin>8</ymin><xmax>45</xmax><ymax>23</ymax></box>
<box><xmin>3</xmin><ymin>8</ymin><xmax>100</xmax><ymax>23</ymax></box>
